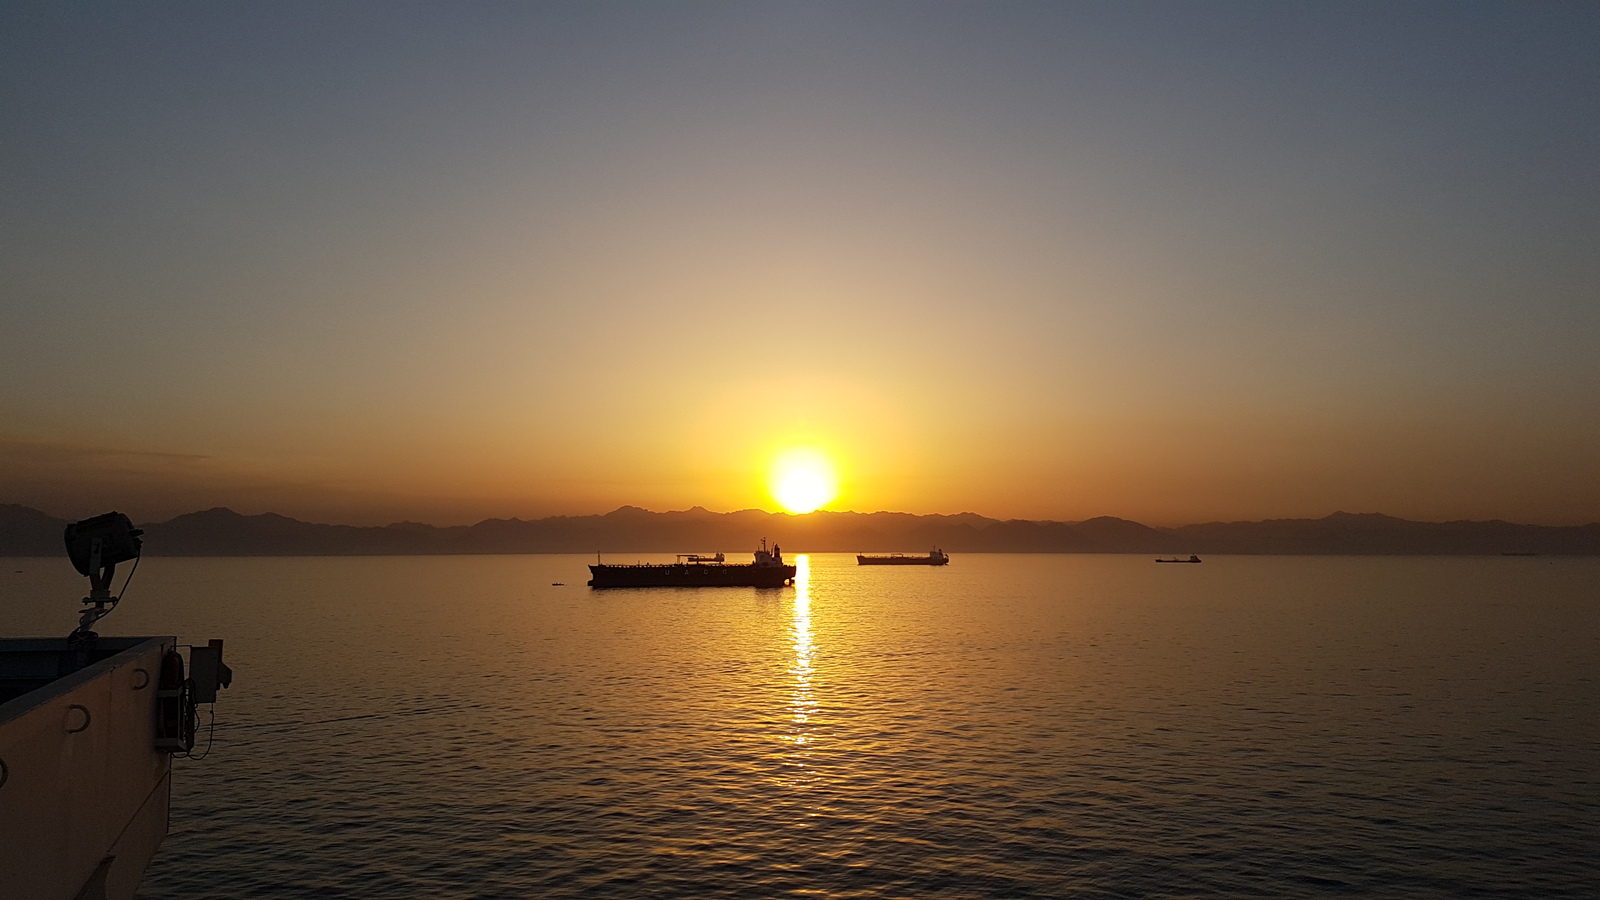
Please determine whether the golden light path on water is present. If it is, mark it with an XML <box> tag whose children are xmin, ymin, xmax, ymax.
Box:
<box><xmin>74</xmin><ymin>555</ymin><xmax>1599</xmax><ymax>897</ymax></box>
<box><xmin>784</xmin><ymin>555</ymin><xmax>818</xmax><ymax>781</ymax></box>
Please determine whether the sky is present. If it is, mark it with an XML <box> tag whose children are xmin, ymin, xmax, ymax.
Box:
<box><xmin>2</xmin><ymin>1</ymin><xmax>1597</xmax><ymax>526</ymax></box>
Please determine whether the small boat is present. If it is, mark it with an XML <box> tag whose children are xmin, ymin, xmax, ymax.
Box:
<box><xmin>857</xmin><ymin>549</ymin><xmax>950</xmax><ymax>566</ymax></box>
<box><xmin>1156</xmin><ymin>555</ymin><xmax>1203</xmax><ymax>564</ymax></box>
<box><xmin>588</xmin><ymin>540</ymin><xmax>795</xmax><ymax>588</ymax></box>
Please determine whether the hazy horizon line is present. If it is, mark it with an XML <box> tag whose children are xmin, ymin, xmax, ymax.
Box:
<box><xmin>10</xmin><ymin>501</ymin><xmax>1596</xmax><ymax>532</ymax></box>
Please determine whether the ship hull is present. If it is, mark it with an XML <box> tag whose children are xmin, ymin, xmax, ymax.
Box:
<box><xmin>1</xmin><ymin>636</ymin><xmax>174</xmax><ymax>900</ymax></box>
<box><xmin>588</xmin><ymin>563</ymin><xmax>796</xmax><ymax>588</ymax></box>
<box><xmin>857</xmin><ymin>555</ymin><xmax>950</xmax><ymax>566</ymax></box>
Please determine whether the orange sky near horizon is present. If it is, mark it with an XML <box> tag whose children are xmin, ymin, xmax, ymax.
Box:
<box><xmin>2</xmin><ymin>5</ymin><xmax>1597</xmax><ymax>528</ymax></box>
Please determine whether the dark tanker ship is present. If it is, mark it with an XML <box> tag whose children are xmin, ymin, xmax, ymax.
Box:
<box><xmin>588</xmin><ymin>540</ymin><xmax>796</xmax><ymax>588</ymax></box>
<box><xmin>857</xmin><ymin>548</ymin><xmax>950</xmax><ymax>566</ymax></box>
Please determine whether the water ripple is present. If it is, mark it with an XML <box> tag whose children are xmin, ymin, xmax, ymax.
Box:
<box><xmin>8</xmin><ymin>553</ymin><xmax>1585</xmax><ymax>898</ymax></box>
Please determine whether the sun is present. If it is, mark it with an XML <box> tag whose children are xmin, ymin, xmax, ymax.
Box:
<box><xmin>770</xmin><ymin>449</ymin><xmax>838</xmax><ymax>514</ymax></box>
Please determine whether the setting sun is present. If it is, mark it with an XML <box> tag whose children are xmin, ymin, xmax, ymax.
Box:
<box><xmin>770</xmin><ymin>449</ymin><xmax>838</xmax><ymax>514</ymax></box>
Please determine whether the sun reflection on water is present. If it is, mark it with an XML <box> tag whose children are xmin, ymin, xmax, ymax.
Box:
<box><xmin>783</xmin><ymin>555</ymin><xmax>818</xmax><ymax>777</ymax></box>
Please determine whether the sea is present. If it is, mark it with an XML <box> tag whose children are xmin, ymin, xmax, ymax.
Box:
<box><xmin>4</xmin><ymin>553</ymin><xmax>1597</xmax><ymax>898</ymax></box>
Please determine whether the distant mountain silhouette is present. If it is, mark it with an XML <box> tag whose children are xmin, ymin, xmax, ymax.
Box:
<box><xmin>0</xmin><ymin>504</ymin><xmax>69</xmax><ymax>556</ymax></box>
<box><xmin>151</xmin><ymin>507</ymin><xmax>443</xmax><ymax>555</ymax></box>
<box><xmin>1</xmin><ymin>504</ymin><xmax>1596</xmax><ymax>557</ymax></box>
<box><xmin>1165</xmin><ymin>510</ymin><xmax>1600</xmax><ymax>555</ymax></box>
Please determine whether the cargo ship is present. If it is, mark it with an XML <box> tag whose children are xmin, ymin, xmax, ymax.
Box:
<box><xmin>857</xmin><ymin>549</ymin><xmax>950</xmax><ymax>566</ymax></box>
<box><xmin>1</xmin><ymin>512</ymin><xmax>232</xmax><ymax>900</ymax></box>
<box><xmin>588</xmin><ymin>539</ymin><xmax>796</xmax><ymax>588</ymax></box>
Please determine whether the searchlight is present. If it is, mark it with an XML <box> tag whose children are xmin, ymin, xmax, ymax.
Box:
<box><xmin>63</xmin><ymin>511</ymin><xmax>144</xmax><ymax>641</ymax></box>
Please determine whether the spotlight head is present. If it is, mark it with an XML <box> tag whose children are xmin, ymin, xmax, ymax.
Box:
<box><xmin>64</xmin><ymin>511</ymin><xmax>144</xmax><ymax>577</ymax></box>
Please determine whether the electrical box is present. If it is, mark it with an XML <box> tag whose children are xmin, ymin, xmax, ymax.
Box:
<box><xmin>189</xmin><ymin>639</ymin><xmax>233</xmax><ymax>704</ymax></box>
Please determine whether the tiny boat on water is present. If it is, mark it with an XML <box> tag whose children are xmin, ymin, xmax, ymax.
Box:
<box><xmin>1156</xmin><ymin>555</ymin><xmax>1203</xmax><ymax>564</ymax></box>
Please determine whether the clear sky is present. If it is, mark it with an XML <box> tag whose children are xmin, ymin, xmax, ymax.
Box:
<box><xmin>3</xmin><ymin>1</ymin><xmax>1597</xmax><ymax>525</ymax></box>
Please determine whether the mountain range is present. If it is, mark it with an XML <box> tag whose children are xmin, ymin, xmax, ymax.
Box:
<box><xmin>3</xmin><ymin>503</ymin><xmax>1597</xmax><ymax>557</ymax></box>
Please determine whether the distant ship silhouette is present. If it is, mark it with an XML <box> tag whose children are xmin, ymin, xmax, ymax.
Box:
<box><xmin>588</xmin><ymin>540</ymin><xmax>795</xmax><ymax>588</ymax></box>
<box><xmin>857</xmin><ymin>549</ymin><xmax>950</xmax><ymax>566</ymax></box>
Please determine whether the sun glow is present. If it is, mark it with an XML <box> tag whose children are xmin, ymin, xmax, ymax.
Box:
<box><xmin>770</xmin><ymin>449</ymin><xmax>838</xmax><ymax>514</ymax></box>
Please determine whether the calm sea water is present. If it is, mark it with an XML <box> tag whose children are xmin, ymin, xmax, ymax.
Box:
<box><xmin>4</xmin><ymin>553</ymin><xmax>1597</xmax><ymax>898</ymax></box>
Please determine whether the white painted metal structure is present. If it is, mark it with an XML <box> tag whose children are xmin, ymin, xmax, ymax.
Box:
<box><xmin>0</xmin><ymin>637</ymin><xmax>175</xmax><ymax>900</ymax></box>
